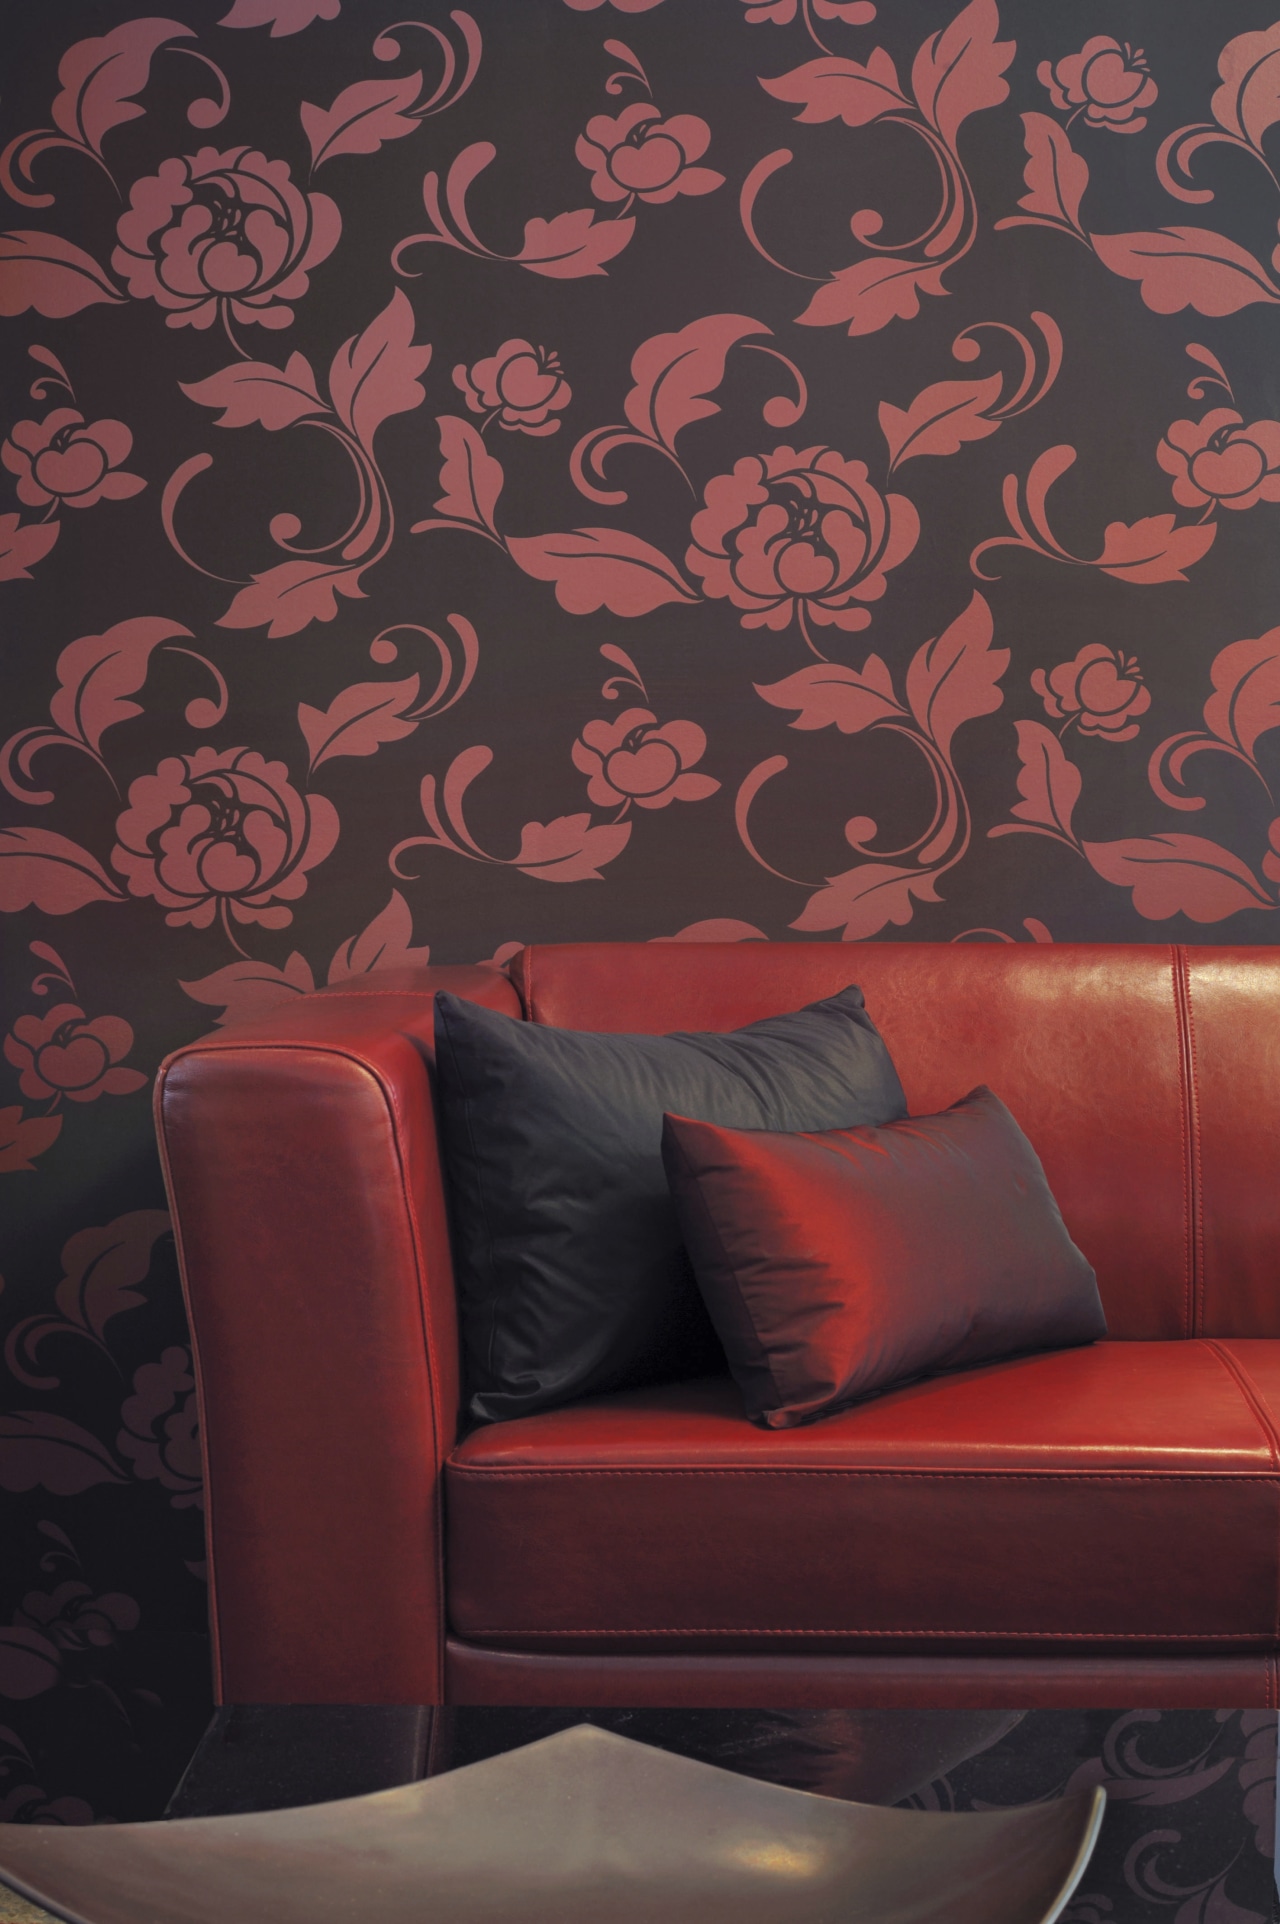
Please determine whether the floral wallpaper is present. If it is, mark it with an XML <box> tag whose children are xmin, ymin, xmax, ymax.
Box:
<box><xmin>2</xmin><ymin>0</ymin><xmax>1280</xmax><ymax>1822</ymax></box>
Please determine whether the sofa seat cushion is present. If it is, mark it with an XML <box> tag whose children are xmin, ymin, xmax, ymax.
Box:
<box><xmin>445</xmin><ymin>1340</ymin><xmax>1280</xmax><ymax>1656</ymax></box>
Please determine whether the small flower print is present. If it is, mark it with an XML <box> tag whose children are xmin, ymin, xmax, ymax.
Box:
<box><xmin>1157</xmin><ymin>409</ymin><xmax>1280</xmax><ymax>512</ymax></box>
<box><xmin>1032</xmin><ymin>644</ymin><xmax>1150</xmax><ymax>741</ymax></box>
<box><xmin>1</xmin><ymin>411</ymin><xmax>144</xmax><ymax>510</ymax></box>
<box><xmin>454</xmin><ymin>340</ymin><xmax>571</xmax><ymax>436</ymax></box>
<box><xmin>1038</xmin><ymin>38</ymin><xmax>1157</xmax><ymax>134</ymax></box>
<box><xmin>4</xmin><ymin>1005</ymin><xmax>146</xmax><ymax>1105</ymax></box>
<box><xmin>687</xmin><ymin>444</ymin><xmax>918</xmax><ymax>634</ymax></box>
<box><xmin>117</xmin><ymin>1348</ymin><xmax>203</xmax><ymax>1510</ymax></box>
<box><xmin>572</xmin><ymin>708</ymin><xmax>719</xmax><ymax>808</ymax></box>
<box><xmin>111</xmin><ymin>746</ymin><xmax>338</xmax><ymax>931</ymax></box>
<box><xmin>576</xmin><ymin>104</ymin><xmax>723</xmax><ymax>205</ymax></box>
<box><xmin>112</xmin><ymin>146</ymin><xmax>340</xmax><ymax>330</ymax></box>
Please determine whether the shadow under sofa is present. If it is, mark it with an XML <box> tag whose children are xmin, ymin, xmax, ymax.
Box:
<box><xmin>154</xmin><ymin>940</ymin><xmax>1280</xmax><ymax>1709</ymax></box>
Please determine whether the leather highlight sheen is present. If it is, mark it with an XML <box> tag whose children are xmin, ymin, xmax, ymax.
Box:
<box><xmin>663</xmin><ymin>1088</ymin><xmax>1105</xmax><ymax>1427</ymax></box>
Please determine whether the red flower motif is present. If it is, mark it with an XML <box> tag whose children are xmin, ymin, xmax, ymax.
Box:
<box><xmin>571</xmin><ymin>708</ymin><xmax>719</xmax><ymax>809</ymax></box>
<box><xmin>1038</xmin><ymin>38</ymin><xmax>1157</xmax><ymax>133</ymax></box>
<box><xmin>1156</xmin><ymin>408</ymin><xmax>1280</xmax><ymax>512</ymax></box>
<box><xmin>576</xmin><ymin>104</ymin><xmax>723</xmax><ymax>206</ymax></box>
<box><xmin>740</xmin><ymin>0</ymin><xmax>875</xmax><ymax>22</ymax></box>
<box><xmin>454</xmin><ymin>339</ymin><xmax>571</xmax><ymax>436</ymax></box>
<box><xmin>118</xmin><ymin>1347</ymin><xmax>203</xmax><ymax>1510</ymax></box>
<box><xmin>1031</xmin><ymin>644</ymin><xmax>1150</xmax><ymax>742</ymax></box>
<box><xmin>1264</xmin><ymin>819</ymin><xmax>1280</xmax><ymax>887</ymax></box>
<box><xmin>4</xmin><ymin>1005</ymin><xmax>146</xmax><ymax>1105</ymax></box>
<box><xmin>112</xmin><ymin>146</ymin><xmax>340</xmax><ymax>330</ymax></box>
<box><xmin>1</xmin><ymin>411</ymin><xmax>144</xmax><ymax>510</ymax></box>
<box><xmin>686</xmin><ymin>444</ymin><xmax>919</xmax><ymax>633</ymax></box>
<box><xmin>110</xmin><ymin>746</ymin><xmax>338</xmax><ymax>930</ymax></box>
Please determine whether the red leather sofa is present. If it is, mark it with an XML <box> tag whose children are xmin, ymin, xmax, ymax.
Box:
<box><xmin>155</xmin><ymin>941</ymin><xmax>1280</xmax><ymax>1710</ymax></box>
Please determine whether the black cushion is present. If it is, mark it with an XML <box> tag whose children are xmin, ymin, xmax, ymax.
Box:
<box><xmin>433</xmin><ymin>986</ymin><xmax>907</xmax><ymax>1423</ymax></box>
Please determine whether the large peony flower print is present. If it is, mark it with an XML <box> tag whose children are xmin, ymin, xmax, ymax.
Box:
<box><xmin>112</xmin><ymin>147</ymin><xmax>340</xmax><ymax>330</ymax></box>
<box><xmin>1157</xmin><ymin>409</ymin><xmax>1280</xmax><ymax>512</ymax></box>
<box><xmin>4</xmin><ymin>1005</ymin><xmax>146</xmax><ymax>1104</ymax></box>
<box><xmin>1038</xmin><ymin>38</ymin><xmax>1157</xmax><ymax>133</ymax></box>
<box><xmin>111</xmin><ymin>746</ymin><xmax>338</xmax><ymax>930</ymax></box>
<box><xmin>572</xmin><ymin>709</ymin><xmax>719</xmax><ymax>809</ymax></box>
<box><xmin>1032</xmin><ymin>644</ymin><xmax>1150</xmax><ymax>741</ymax></box>
<box><xmin>687</xmin><ymin>444</ymin><xmax>919</xmax><ymax>633</ymax></box>
<box><xmin>454</xmin><ymin>340</ymin><xmax>571</xmax><ymax>435</ymax></box>
<box><xmin>576</xmin><ymin>104</ymin><xmax>723</xmax><ymax>205</ymax></box>
<box><xmin>2</xmin><ymin>411</ymin><xmax>144</xmax><ymax>510</ymax></box>
<box><xmin>118</xmin><ymin>1348</ymin><xmax>203</xmax><ymax>1510</ymax></box>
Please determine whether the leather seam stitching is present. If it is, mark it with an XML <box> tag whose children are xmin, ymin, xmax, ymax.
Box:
<box><xmin>1181</xmin><ymin>948</ymin><xmax>1206</xmax><ymax>1334</ymax></box>
<box><xmin>1205</xmin><ymin>1338</ymin><xmax>1280</xmax><ymax>1646</ymax></box>
<box><xmin>1202</xmin><ymin>1342</ymin><xmax>1280</xmax><ymax>1470</ymax></box>
<box><xmin>452</xmin><ymin>1628</ymin><xmax>1276</xmax><ymax>1643</ymax></box>
<box><xmin>1172</xmin><ymin>945</ymin><xmax>1194</xmax><ymax>1339</ymax></box>
<box><xmin>448</xmin><ymin>1468</ymin><xmax>1279</xmax><ymax>1483</ymax></box>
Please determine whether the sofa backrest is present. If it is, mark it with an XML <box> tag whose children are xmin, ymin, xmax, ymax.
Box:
<box><xmin>509</xmin><ymin>942</ymin><xmax>1280</xmax><ymax>1342</ymax></box>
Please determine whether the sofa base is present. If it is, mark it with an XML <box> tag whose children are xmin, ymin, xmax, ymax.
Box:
<box><xmin>444</xmin><ymin>1641</ymin><xmax>1280</xmax><ymax>1709</ymax></box>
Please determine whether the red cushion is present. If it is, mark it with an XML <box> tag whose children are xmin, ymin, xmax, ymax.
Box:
<box><xmin>446</xmin><ymin>1340</ymin><xmax>1280</xmax><ymax>1654</ymax></box>
<box><xmin>662</xmin><ymin>1089</ymin><xmax>1105</xmax><ymax>1427</ymax></box>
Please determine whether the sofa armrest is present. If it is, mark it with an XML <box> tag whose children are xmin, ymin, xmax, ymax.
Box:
<box><xmin>154</xmin><ymin>965</ymin><xmax>520</xmax><ymax>1704</ymax></box>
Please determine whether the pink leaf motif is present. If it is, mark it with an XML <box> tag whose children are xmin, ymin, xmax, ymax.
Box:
<box><xmin>0</xmin><ymin>1412</ymin><xmax>125</xmax><ymax>1493</ymax></box>
<box><xmin>909</xmin><ymin>0</ymin><xmax>1014</xmax><ymax>150</ymax></box>
<box><xmin>0</xmin><ymin>232</ymin><xmax>123</xmax><ymax>318</ymax></box>
<box><xmin>998</xmin><ymin>112</ymin><xmax>1089</xmax><ymax>233</ymax></box>
<box><xmin>1090</xmin><ymin>228</ymin><xmax>1280</xmax><ymax>317</ymax></box>
<box><xmin>990</xmin><ymin>719</ymin><xmax>1082</xmax><ymax>844</ymax></box>
<box><xmin>653</xmin><ymin>920</ymin><xmax>769</xmax><ymax>943</ymax></box>
<box><xmin>416</xmin><ymin>415</ymin><xmax>504</xmax><ymax>534</ymax></box>
<box><xmin>0</xmin><ymin>513</ymin><xmax>59</xmax><ymax>582</ymax></box>
<box><xmin>759</xmin><ymin>50</ymin><xmax>907</xmax><ymax>126</ymax></box>
<box><xmin>217</xmin><ymin>560</ymin><xmax>367</xmax><ymax>637</ymax></box>
<box><xmin>1094</xmin><ymin>515</ymin><xmax>1217</xmax><ymax>584</ymax></box>
<box><xmin>1202</xmin><ymin>630</ymin><xmax>1280</xmax><ymax>760</ymax></box>
<box><xmin>180</xmin><ymin>353</ymin><xmax>325</xmax><ymax>430</ymax></box>
<box><xmin>180</xmin><ymin>952</ymin><xmax>316</xmax><ymax>1027</ymax></box>
<box><xmin>515</xmin><ymin>208</ymin><xmax>635</xmax><ymax>279</ymax></box>
<box><xmin>0</xmin><ymin>828</ymin><xmax>122</xmax><ymax>913</ymax></box>
<box><xmin>327</xmin><ymin>889</ymin><xmax>430</xmax><ymax>982</ymax></box>
<box><xmin>55</xmin><ymin>1211</ymin><xmax>172</xmax><ymax>1341</ymax></box>
<box><xmin>0</xmin><ymin>1106</ymin><xmax>62</xmax><ymax>1174</ymax></box>
<box><xmin>302</xmin><ymin>73</ymin><xmax>423</xmax><ymax>169</ymax></box>
<box><xmin>879</xmin><ymin>372</ymin><xmax>1003</xmax><ymax>467</ymax></box>
<box><xmin>623</xmin><ymin>314</ymin><xmax>771</xmax><ymax>453</ymax></box>
<box><xmin>1083</xmin><ymin>834</ymin><xmax>1274</xmax><ymax>923</ymax></box>
<box><xmin>327</xmin><ymin>289</ymin><xmax>431</xmax><ymax>452</ymax></box>
<box><xmin>507</xmin><ymin>529</ymin><xmax>697</xmax><ymax>616</ymax></box>
<box><xmin>791</xmin><ymin>863</ymin><xmax>941</xmax><ymax>940</ymax></box>
<box><xmin>1210</xmin><ymin>22</ymin><xmax>1280</xmax><ymax>150</ymax></box>
<box><xmin>49</xmin><ymin>617</ymin><xmax>192</xmax><ymax>753</ymax></box>
<box><xmin>511</xmin><ymin>814</ymin><xmax>632</xmax><ymax>883</ymax></box>
<box><xmin>219</xmin><ymin>0</ymin><xmax>341</xmax><ymax>33</ymax></box>
<box><xmin>298</xmin><ymin>676</ymin><xmax>421</xmax><ymax>771</ymax></box>
<box><xmin>754</xmin><ymin>656</ymin><xmax>904</xmax><ymax>733</ymax></box>
<box><xmin>50</xmin><ymin>18</ymin><xmax>193</xmax><ymax>156</ymax></box>
<box><xmin>797</xmin><ymin>257</ymin><xmax>949</xmax><ymax>336</ymax></box>
<box><xmin>905</xmin><ymin>591</ymin><xmax>1006</xmax><ymax>760</ymax></box>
